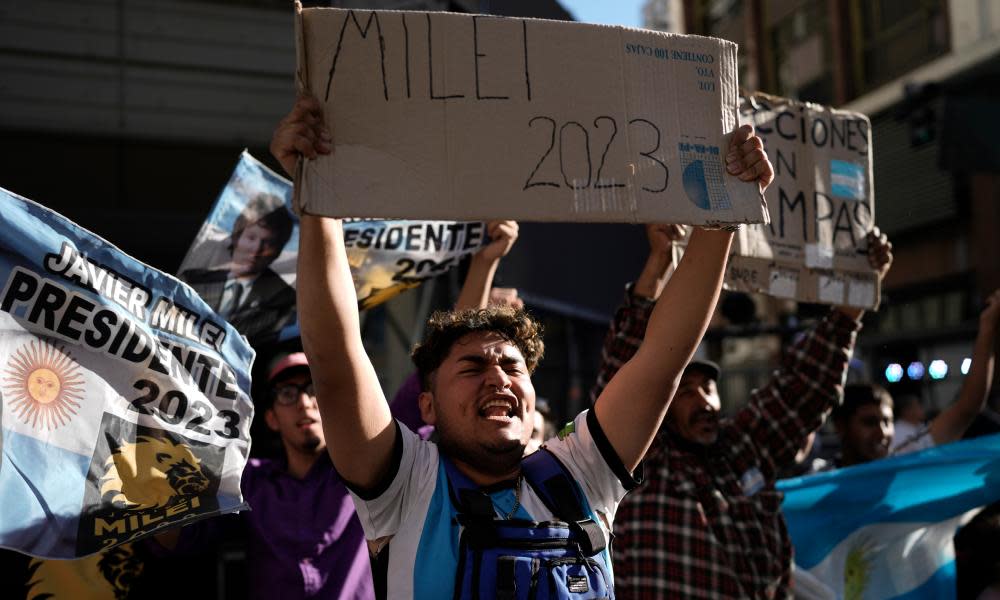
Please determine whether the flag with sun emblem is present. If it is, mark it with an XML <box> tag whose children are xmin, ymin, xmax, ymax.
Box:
<box><xmin>0</xmin><ymin>186</ymin><xmax>255</xmax><ymax>559</ymax></box>
<box><xmin>780</xmin><ymin>433</ymin><xmax>1000</xmax><ymax>599</ymax></box>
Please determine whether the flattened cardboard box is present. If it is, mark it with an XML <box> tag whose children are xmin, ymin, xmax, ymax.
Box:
<box><xmin>676</xmin><ymin>93</ymin><xmax>879</xmax><ymax>309</ymax></box>
<box><xmin>293</xmin><ymin>5</ymin><xmax>767</xmax><ymax>224</ymax></box>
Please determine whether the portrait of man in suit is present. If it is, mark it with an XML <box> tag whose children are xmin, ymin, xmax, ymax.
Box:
<box><xmin>181</xmin><ymin>193</ymin><xmax>296</xmax><ymax>344</ymax></box>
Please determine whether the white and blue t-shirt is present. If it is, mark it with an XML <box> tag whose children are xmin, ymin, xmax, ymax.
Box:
<box><xmin>346</xmin><ymin>409</ymin><xmax>639</xmax><ymax>599</ymax></box>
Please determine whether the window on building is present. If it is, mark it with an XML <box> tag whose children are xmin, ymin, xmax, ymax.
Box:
<box><xmin>854</xmin><ymin>0</ymin><xmax>948</xmax><ymax>92</ymax></box>
<box><xmin>769</xmin><ymin>0</ymin><xmax>834</xmax><ymax>105</ymax></box>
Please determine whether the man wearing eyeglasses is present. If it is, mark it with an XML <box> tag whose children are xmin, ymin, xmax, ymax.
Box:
<box><xmin>152</xmin><ymin>352</ymin><xmax>374</xmax><ymax>599</ymax></box>
<box><xmin>265</xmin><ymin>353</ymin><xmax>326</xmax><ymax>477</ymax></box>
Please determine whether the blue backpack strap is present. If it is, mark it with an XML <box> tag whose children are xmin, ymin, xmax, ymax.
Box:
<box><xmin>520</xmin><ymin>449</ymin><xmax>606</xmax><ymax>555</ymax></box>
<box><xmin>441</xmin><ymin>455</ymin><xmax>495</xmax><ymax>518</ymax></box>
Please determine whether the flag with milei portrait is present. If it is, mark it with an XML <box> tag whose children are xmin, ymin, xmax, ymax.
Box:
<box><xmin>176</xmin><ymin>151</ymin><xmax>486</xmax><ymax>345</ymax></box>
<box><xmin>0</xmin><ymin>186</ymin><xmax>255</xmax><ymax>559</ymax></box>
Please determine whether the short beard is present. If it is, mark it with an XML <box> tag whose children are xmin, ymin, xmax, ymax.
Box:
<box><xmin>435</xmin><ymin>427</ymin><xmax>525</xmax><ymax>477</ymax></box>
<box><xmin>300</xmin><ymin>434</ymin><xmax>323</xmax><ymax>454</ymax></box>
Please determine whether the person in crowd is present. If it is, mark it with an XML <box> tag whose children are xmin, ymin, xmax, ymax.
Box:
<box><xmin>271</xmin><ymin>93</ymin><xmax>774</xmax><ymax>598</ymax></box>
<box><xmin>823</xmin><ymin>288</ymin><xmax>999</xmax><ymax>467</ymax></box>
<box><xmin>593</xmin><ymin>222</ymin><xmax>893</xmax><ymax>598</ymax></box>
<box><xmin>526</xmin><ymin>396</ymin><xmax>558</xmax><ymax>454</ymax></box>
<box><xmin>181</xmin><ymin>193</ymin><xmax>296</xmax><ymax>342</ymax></box>
<box><xmin>891</xmin><ymin>394</ymin><xmax>926</xmax><ymax>450</ymax></box>
<box><xmin>955</xmin><ymin>500</ymin><xmax>1000</xmax><ymax>599</ymax></box>
<box><xmin>389</xmin><ymin>224</ymin><xmax>522</xmax><ymax>438</ymax></box>
<box><xmin>153</xmin><ymin>351</ymin><xmax>373</xmax><ymax>600</ymax></box>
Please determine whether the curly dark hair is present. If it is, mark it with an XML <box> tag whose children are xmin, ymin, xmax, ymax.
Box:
<box><xmin>412</xmin><ymin>306</ymin><xmax>544</xmax><ymax>391</ymax></box>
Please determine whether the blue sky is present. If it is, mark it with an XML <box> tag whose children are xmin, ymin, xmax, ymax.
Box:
<box><xmin>559</xmin><ymin>0</ymin><xmax>645</xmax><ymax>28</ymax></box>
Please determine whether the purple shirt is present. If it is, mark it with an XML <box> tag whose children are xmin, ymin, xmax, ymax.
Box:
<box><xmin>389</xmin><ymin>372</ymin><xmax>425</xmax><ymax>434</ymax></box>
<box><xmin>389</xmin><ymin>371</ymin><xmax>437</xmax><ymax>439</ymax></box>
<box><xmin>158</xmin><ymin>452</ymin><xmax>373</xmax><ymax>599</ymax></box>
<box><xmin>241</xmin><ymin>453</ymin><xmax>373</xmax><ymax>599</ymax></box>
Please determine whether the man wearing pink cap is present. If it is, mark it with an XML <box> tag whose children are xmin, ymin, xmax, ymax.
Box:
<box><xmin>154</xmin><ymin>351</ymin><xmax>373</xmax><ymax>599</ymax></box>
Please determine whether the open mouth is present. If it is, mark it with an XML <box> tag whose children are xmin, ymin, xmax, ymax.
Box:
<box><xmin>478</xmin><ymin>396</ymin><xmax>518</xmax><ymax>422</ymax></box>
<box><xmin>297</xmin><ymin>418</ymin><xmax>317</xmax><ymax>427</ymax></box>
<box><xmin>692</xmin><ymin>412</ymin><xmax>718</xmax><ymax>427</ymax></box>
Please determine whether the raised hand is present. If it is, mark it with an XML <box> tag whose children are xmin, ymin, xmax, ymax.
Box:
<box><xmin>269</xmin><ymin>95</ymin><xmax>331</xmax><ymax>178</ymax></box>
<box><xmin>477</xmin><ymin>220</ymin><xmax>520</xmax><ymax>263</ymax></box>
<box><xmin>634</xmin><ymin>224</ymin><xmax>686</xmax><ymax>300</ymax></box>
<box><xmin>455</xmin><ymin>221</ymin><xmax>520</xmax><ymax>311</ymax></box>
<box><xmin>646</xmin><ymin>224</ymin><xmax>686</xmax><ymax>256</ymax></box>
<box><xmin>726</xmin><ymin>124</ymin><xmax>774</xmax><ymax>192</ymax></box>
<box><xmin>866</xmin><ymin>226</ymin><xmax>894</xmax><ymax>281</ymax></box>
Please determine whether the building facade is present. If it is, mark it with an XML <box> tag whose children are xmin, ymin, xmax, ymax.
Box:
<box><xmin>676</xmin><ymin>0</ymin><xmax>1000</xmax><ymax>412</ymax></box>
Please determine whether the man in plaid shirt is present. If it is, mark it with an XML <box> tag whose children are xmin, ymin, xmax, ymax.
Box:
<box><xmin>594</xmin><ymin>225</ymin><xmax>893</xmax><ymax>599</ymax></box>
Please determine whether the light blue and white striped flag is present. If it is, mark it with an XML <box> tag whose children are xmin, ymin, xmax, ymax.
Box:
<box><xmin>779</xmin><ymin>434</ymin><xmax>1000</xmax><ymax>599</ymax></box>
<box><xmin>0</xmin><ymin>187</ymin><xmax>255</xmax><ymax>558</ymax></box>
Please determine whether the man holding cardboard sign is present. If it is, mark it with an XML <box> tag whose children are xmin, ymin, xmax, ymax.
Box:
<box><xmin>271</xmin><ymin>89</ymin><xmax>773</xmax><ymax>598</ymax></box>
<box><xmin>590</xmin><ymin>223</ymin><xmax>892</xmax><ymax>598</ymax></box>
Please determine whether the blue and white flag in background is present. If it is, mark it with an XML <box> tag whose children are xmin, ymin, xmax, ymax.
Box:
<box><xmin>779</xmin><ymin>434</ymin><xmax>1000</xmax><ymax>599</ymax></box>
<box><xmin>0</xmin><ymin>187</ymin><xmax>255</xmax><ymax>558</ymax></box>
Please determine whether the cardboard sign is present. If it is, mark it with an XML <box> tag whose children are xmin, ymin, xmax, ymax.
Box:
<box><xmin>730</xmin><ymin>93</ymin><xmax>878</xmax><ymax>308</ymax></box>
<box><xmin>673</xmin><ymin>93</ymin><xmax>878</xmax><ymax>308</ymax></box>
<box><xmin>292</xmin><ymin>5</ymin><xmax>767</xmax><ymax>225</ymax></box>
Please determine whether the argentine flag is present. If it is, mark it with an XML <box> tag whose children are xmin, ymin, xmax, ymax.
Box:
<box><xmin>0</xmin><ymin>187</ymin><xmax>254</xmax><ymax>558</ymax></box>
<box><xmin>779</xmin><ymin>434</ymin><xmax>1000</xmax><ymax>599</ymax></box>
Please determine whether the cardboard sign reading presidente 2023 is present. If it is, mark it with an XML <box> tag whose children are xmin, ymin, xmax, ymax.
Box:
<box><xmin>293</xmin><ymin>6</ymin><xmax>767</xmax><ymax>225</ymax></box>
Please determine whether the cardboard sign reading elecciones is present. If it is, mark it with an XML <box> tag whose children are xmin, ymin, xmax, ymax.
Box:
<box><xmin>675</xmin><ymin>93</ymin><xmax>878</xmax><ymax>309</ymax></box>
<box><xmin>293</xmin><ymin>5</ymin><xmax>767</xmax><ymax>225</ymax></box>
<box><xmin>730</xmin><ymin>93</ymin><xmax>878</xmax><ymax>308</ymax></box>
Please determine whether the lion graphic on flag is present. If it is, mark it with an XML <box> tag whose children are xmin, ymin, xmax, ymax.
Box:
<box><xmin>100</xmin><ymin>436</ymin><xmax>209</xmax><ymax>510</ymax></box>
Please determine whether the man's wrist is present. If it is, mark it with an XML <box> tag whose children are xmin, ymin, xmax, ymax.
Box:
<box><xmin>630</xmin><ymin>280</ymin><xmax>662</xmax><ymax>304</ymax></box>
<box><xmin>633</xmin><ymin>253</ymin><xmax>672</xmax><ymax>299</ymax></box>
<box><xmin>624</xmin><ymin>282</ymin><xmax>655</xmax><ymax>307</ymax></box>
<box><xmin>644</xmin><ymin>251</ymin><xmax>672</xmax><ymax>274</ymax></box>
<box><xmin>470</xmin><ymin>251</ymin><xmax>500</xmax><ymax>268</ymax></box>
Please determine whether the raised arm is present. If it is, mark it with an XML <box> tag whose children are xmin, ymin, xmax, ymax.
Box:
<box><xmin>593</xmin><ymin>124</ymin><xmax>773</xmax><ymax>471</ymax></box>
<box><xmin>634</xmin><ymin>224</ymin><xmax>684</xmax><ymax>299</ymax></box>
<box><xmin>835</xmin><ymin>226</ymin><xmax>893</xmax><ymax>322</ymax></box>
<box><xmin>454</xmin><ymin>220</ymin><xmax>519</xmax><ymax>311</ymax></box>
<box><xmin>736</xmin><ymin>228</ymin><xmax>893</xmax><ymax>472</ymax></box>
<box><xmin>594</xmin><ymin>228</ymin><xmax>732</xmax><ymax>470</ymax></box>
<box><xmin>271</xmin><ymin>96</ymin><xmax>395</xmax><ymax>490</ymax></box>
<box><xmin>587</xmin><ymin>224</ymin><xmax>683</xmax><ymax>404</ymax></box>
<box><xmin>928</xmin><ymin>289</ymin><xmax>999</xmax><ymax>445</ymax></box>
